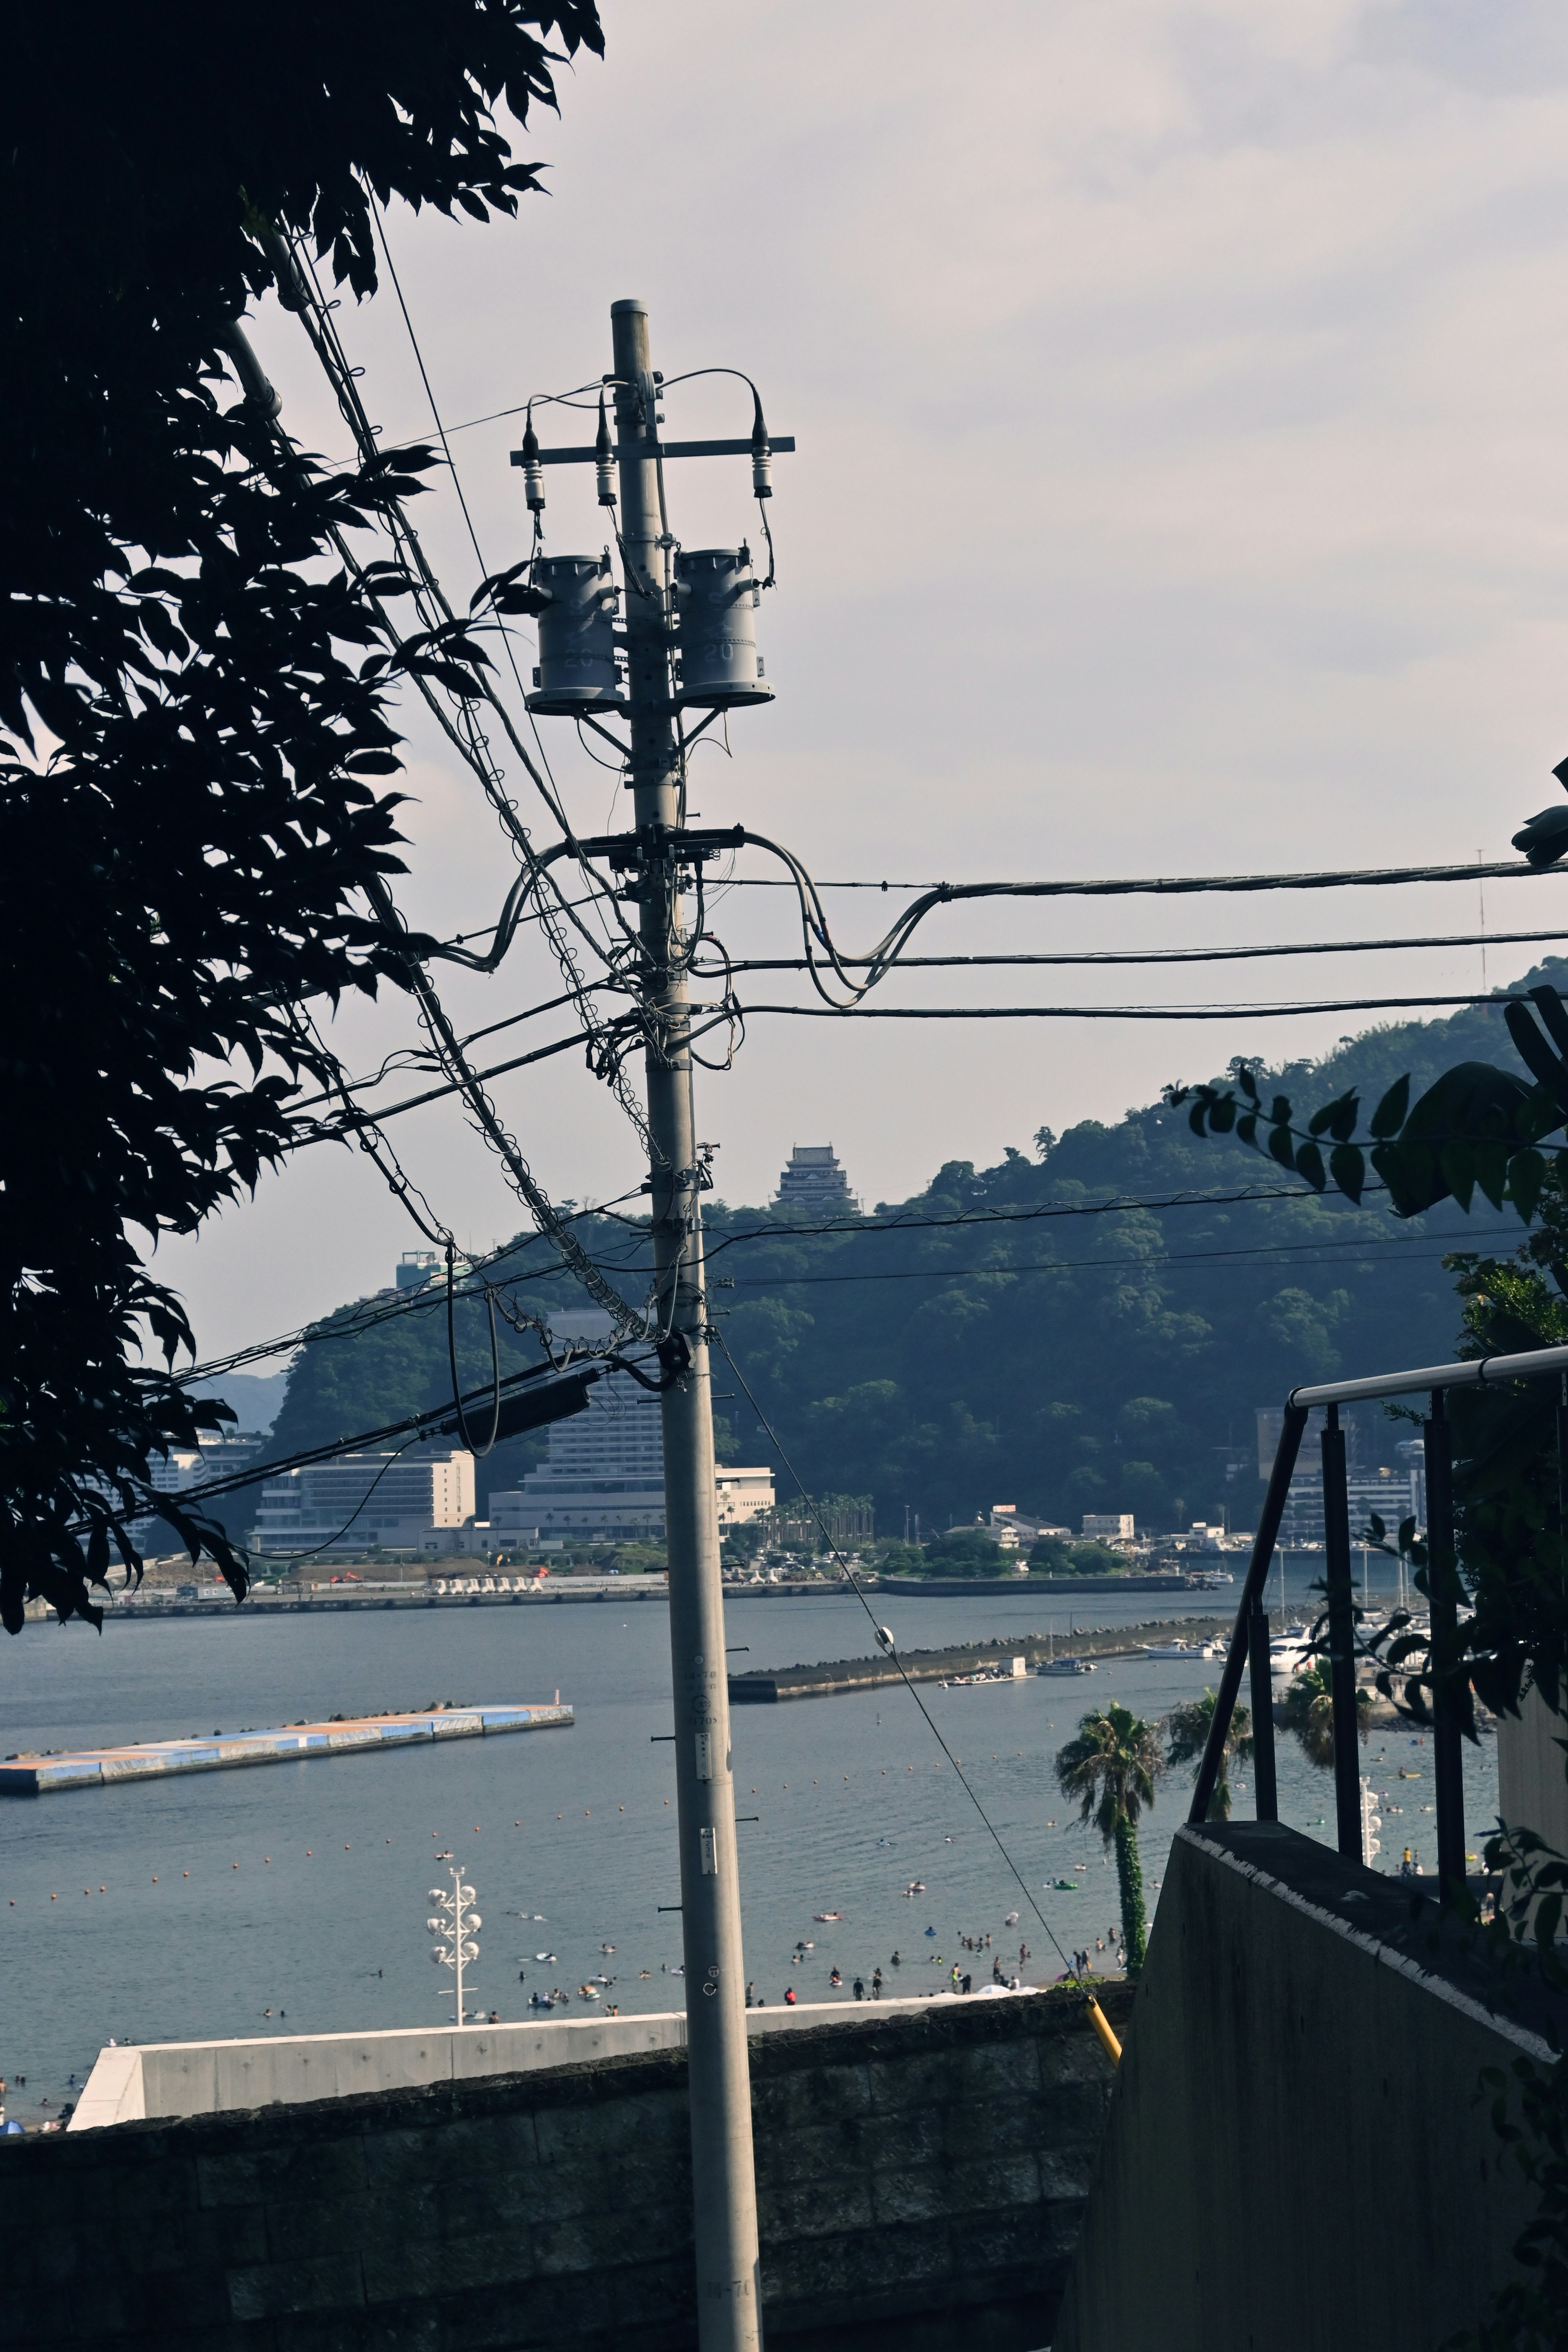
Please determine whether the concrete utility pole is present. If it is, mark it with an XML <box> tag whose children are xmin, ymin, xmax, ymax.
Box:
<box><xmin>609</xmin><ymin>298</ymin><xmax>762</xmax><ymax>2349</ymax></box>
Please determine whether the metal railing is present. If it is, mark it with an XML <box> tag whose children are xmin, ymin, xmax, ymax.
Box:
<box><xmin>1191</xmin><ymin>1341</ymin><xmax>1568</xmax><ymax>1895</ymax></box>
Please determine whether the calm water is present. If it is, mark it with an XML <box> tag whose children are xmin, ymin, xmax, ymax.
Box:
<box><xmin>0</xmin><ymin>1575</ymin><xmax>1496</xmax><ymax>2123</ymax></box>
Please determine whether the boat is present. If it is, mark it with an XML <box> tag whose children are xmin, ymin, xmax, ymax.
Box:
<box><xmin>1143</xmin><ymin>1640</ymin><xmax>1220</xmax><ymax>1661</ymax></box>
<box><xmin>813</xmin><ymin>1911</ymin><xmax>842</xmax><ymax>1922</ymax></box>
<box><xmin>1049</xmin><ymin>1879</ymin><xmax>1079</xmax><ymax>1892</ymax></box>
<box><xmin>1036</xmin><ymin>1656</ymin><xmax>1096</xmax><ymax>1675</ymax></box>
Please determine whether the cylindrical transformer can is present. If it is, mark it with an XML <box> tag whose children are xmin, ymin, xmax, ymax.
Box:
<box><xmin>674</xmin><ymin>548</ymin><xmax>773</xmax><ymax>708</ymax></box>
<box><xmin>529</xmin><ymin>553</ymin><xmax>621</xmax><ymax>711</ymax></box>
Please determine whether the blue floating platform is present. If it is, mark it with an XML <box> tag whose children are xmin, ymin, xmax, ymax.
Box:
<box><xmin>0</xmin><ymin>1704</ymin><xmax>572</xmax><ymax>1795</ymax></box>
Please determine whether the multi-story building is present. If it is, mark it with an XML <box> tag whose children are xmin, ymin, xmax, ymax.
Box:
<box><xmin>773</xmin><ymin>1144</ymin><xmax>858</xmax><ymax>1216</ymax></box>
<box><xmin>120</xmin><ymin>1432</ymin><xmax>267</xmax><ymax>1553</ymax></box>
<box><xmin>247</xmin><ymin>1448</ymin><xmax>474</xmax><ymax>1558</ymax></box>
<box><xmin>499</xmin><ymin>1310</ymin><xmax>775</xmax><ymax>1544</ymax></box>
<box><xmin>1256</xmin><ymin>1406</ymin><xmax>1425</xmax><ymax>1546</ymax></box>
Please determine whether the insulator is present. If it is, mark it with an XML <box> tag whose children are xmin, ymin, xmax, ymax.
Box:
<box><xmin>520</xmin><ymin>413</ymin><xmax>546</xmax><ymax>514</ymax></box>
<box><xmin>425</xmin><ymin>1917</ymin><xmax>443</xmax><ymax>1932</ymax></box>
<box><xmin>466</xmin><ymin>1913</ymin><xmax>482</xmax><ymax>1931</ymax></box>
<box><xmin>750</xmin><ymin>388</ymin><xmax>772</xmax><ymax>498</ymax></box>
<box><xmin>595</xmin><ymin>390</ymin><xmax>616</xmax><ymax>508</ymax></box>
<box><xmin>528</xmin><ymin>552</ymin><xmax>623</xmax><ymax>713</ymax></box>
<box><xmin>673</xmin><ymin>547</ymin><xmax>773</xmax><ymax>709</ymax></box>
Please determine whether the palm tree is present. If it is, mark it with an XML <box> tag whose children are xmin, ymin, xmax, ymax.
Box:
<box><xmin>1280</xmin><ymin>1660</ymin><xmax>1371</xmax><ymax>1768</ymax></box>
<box><xmin>1164</xmin><ymin>1688</ymin><xmax>1253</xmax><ymax>1821</ymax></box>
<box><xmin>1055</xmin><ymin>1701</ymin><xmax>1162</xmax><ymax>1976</ymax></box>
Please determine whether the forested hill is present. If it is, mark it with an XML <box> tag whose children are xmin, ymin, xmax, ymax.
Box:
<box><xmin>256</xmin><ymin>958</ymin><xmax>1568</xmax><ymax>1539</ymax></box>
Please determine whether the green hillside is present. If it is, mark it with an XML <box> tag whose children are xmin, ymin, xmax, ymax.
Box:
<box><xmin>241</xmin><ymin>958</ymin><xmax>1568</xmax><ymax>1541</ymax></box>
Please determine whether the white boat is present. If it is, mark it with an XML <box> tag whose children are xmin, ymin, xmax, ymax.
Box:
<box><xmin>1143</xmin><ymin>1640</ymin><xmax>1222</xmax><ymax>1661</ymax></box>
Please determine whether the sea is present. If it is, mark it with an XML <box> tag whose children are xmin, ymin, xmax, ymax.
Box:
<box><xmin>0</xmin><ymin>1560</ymin><xmax>1497</xmax><ymax>2123</ymax></box>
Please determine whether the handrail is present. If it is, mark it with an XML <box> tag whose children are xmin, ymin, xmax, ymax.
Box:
<box><xmin>1195</xmin><ymin>1339</ymin><xmax>1568</xmax><ymax>1896</ymax></box>
<box><xmin>1290</xmin><ymin>1342</ymin><xmax>1568</xmax><ymax>1410</ymax></box>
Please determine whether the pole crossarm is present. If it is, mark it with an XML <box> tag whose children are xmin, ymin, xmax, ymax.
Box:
<box><xmin>513</xmin><ymin>434</ymin><xmax>795</xmax><ymax>466</ymax></box>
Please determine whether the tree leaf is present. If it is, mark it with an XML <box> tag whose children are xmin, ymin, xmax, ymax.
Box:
<box><xmin>1369</xmin><ymin>1075</ymin><xmax>1411</xmax><ymax>1138</ymax></box>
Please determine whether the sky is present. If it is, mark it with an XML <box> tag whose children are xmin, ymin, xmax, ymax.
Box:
<box><xmin>157</xmin><ymin>0</ymin><xmax>1568</xmax><ymax>1361</ymax></box>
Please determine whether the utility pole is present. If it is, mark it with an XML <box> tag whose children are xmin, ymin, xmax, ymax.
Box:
<box><xmin>610</xmin><ymin>300</ymin><xmax>762</xmax><ymax>2348</ymax></box>
<box><xmin>611</xmin><ymin>298</ymin><xmax>762</xmax><ymax>2352</ymax></box>
<box><xmin>510</xmin><ymin>296</ymin><xmax>782</xmax><ymax>2348</ymax></box>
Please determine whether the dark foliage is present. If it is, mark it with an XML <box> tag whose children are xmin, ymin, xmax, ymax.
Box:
<box><xmin>1</xmin><ymin>2</ymin><xmax>603</xmax><ymax>1632</ymax></box>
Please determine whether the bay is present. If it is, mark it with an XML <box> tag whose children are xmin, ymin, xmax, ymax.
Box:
<box><xmin>0</xmin><ymin>1569</ymin><xmax>1496</xmax><ymax>2124</ymax></box>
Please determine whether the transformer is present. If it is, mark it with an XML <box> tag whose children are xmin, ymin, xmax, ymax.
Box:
<box><xmin>674</xmin><ymin>547</ymin><xmax>773</xmax><ymax>709</ymax></box>
<box><xmin>526</xmin><ymin>553</ymin><xmax>623</xmax><ymax>713</ymax></box>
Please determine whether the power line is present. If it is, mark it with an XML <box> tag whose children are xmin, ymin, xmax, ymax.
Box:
<box><xmin>710</xmin><ymin>989</ymin><xmax>1544</xmax><ymax>1027</ymax></box>
<box><xmin>710</xmin><ymin>1227</ymin><xmax>1517</xmax><ymax>1289</ymax></box>
<box><xmin>693</xmin><ymin>928</ymin><xmax>1568</xmax><ymax>976</ymax></box>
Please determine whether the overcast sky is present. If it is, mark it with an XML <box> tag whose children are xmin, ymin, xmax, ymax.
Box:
<box><xmin>159</xmin><ymin>0</ymin><xmax>1568</xmax><ymax>1359</ymax></box>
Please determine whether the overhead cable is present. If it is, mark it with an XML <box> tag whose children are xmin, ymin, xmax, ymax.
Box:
<box><xmin>693</xmin><ymin>927</ymin><xmax>1568</xmax><ymax>977</ymax></box>
<box><xmin>708</xmin><ymin>989</ymin><xmax>1545</xmax><ymax>1027</ymax></box>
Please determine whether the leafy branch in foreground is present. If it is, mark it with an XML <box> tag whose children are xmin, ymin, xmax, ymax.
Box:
<box><xmin>1165</xmin><ymin>985</ymin><xmax>1568</xmax><ymax>1223</ymax></box>
<box><xmin>2</xmin><ymin>3</ymin><xmax>604</xmax><ymax>1634</ymax></box>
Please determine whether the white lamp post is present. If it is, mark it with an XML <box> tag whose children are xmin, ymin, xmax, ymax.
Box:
<box><xmin>428</xmin><ymin>1862</ymin><xmax>481</xmax><ymax>2023</ymax></box>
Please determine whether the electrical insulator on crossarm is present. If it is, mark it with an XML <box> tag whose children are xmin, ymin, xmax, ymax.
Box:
<box><xmin>520</xmin><ymin>410</ymin><xmax>546</xmax><ymax>515</ymax></box>
<box><xmin>750</xmin><ymin>388</ymin><xmax>772</xmax><ymax>499</ymax></box>
<box><xmin>1360</xmin><ymin>1777</ymin><xmax>1382</xmax><ymax>1862</ymax></box>
<box><xmin>595</xmin><ymin>391</ymin><xmax>616</xmax><ymax>508</ymax></box>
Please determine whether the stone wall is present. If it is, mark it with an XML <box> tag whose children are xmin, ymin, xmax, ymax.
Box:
<box><xmin>2</xmin><ymin>1982</ymin><xmax>1130</xmax><ymax>2352</ymax></box>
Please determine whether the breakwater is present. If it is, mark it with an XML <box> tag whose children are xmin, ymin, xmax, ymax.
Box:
<box><xmin>728</xmin><ymin>1618</ymin><xmax>1236</xmax><ymax>1702</ymax></box>
<box><xmin>0</xmin><ymin>1702</ymin><xmax>572</xmax><ymax>1796</ymax></box>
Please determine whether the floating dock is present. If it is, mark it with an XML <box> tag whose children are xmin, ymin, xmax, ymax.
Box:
<box><xmin>0</xmin><ymin>1703</ymin><xmax>572</xmax><ymax>1796</ymax></box>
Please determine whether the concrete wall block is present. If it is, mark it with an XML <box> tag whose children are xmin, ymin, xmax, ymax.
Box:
<box><xmin>948</xmin><ymin>2037</ymin><xmax>1043</xmax><ymax>2104</ymax></box>
<box><xmin>507</xmin><ymin>2144</ymin><xmax>686</xmax><ymax>2228</ymax></box>
<box><xmin>227</xmin><ymin>2250</ymin><xmax>368</xmax><ymax>2323</ymax></box>
<box><xmin>438</xmin><ymin>2267</ymin><xmax>618</xmax><ymax>2347</ymax></box>
<box><xmin>533</xmin><ymin>2088</ymin><xmax>687</xmax><ymax>2166</ymax></box>
<box><xmin>357</xmin><ymin>2123</ymin><xmax>442</xmax><ymax>2196</ymax></box>
<box><xmin>402</xmin><ymin>2109</ymin><xmax>541</xmax><ymax>2187</ymax></box>
<box><xmin>530</xmin><ymin>2198</ymin><xmax>682</xmax><ymax>2280</ymax></box>
<box><xmin>1018</xmin><ymin>2075</ymin><xmax>1113</xmax><ymax>2149</ymax></box>
<box><xmin>951</xmin><ymin>2202</ymin><xmax>1057</xmax><ymax>2276</ymax></box>
<box><xmin>200</xmin><ymin>2131</ymin><xmax>367</xmax><ymax>2212</ymax></box>
<box><xmin>765</xmin><ymin>2212</ymin><xmax>954</xmax><ymax>2309</ymax></box>
<box><xmin>1035</xmin><ymin>2143</ymin><xmax>1098</xmax><ymax>2203</ymax></box>
<box><xmin>270</xmin><ymin>2183</ymin><xmax>434</xmax><ymax>2264</ymax></box>
<box><xmin>863</xmin><ymin>2048</ymin><xmax>978</xmax><ymax>2116</ymax></box>
<box><xmin>757</xmin><ymin>2171</ymin><xmax>875</xmax><ymax>2242</ymax></box>
<box><xmin>361</xmin><ymin>2221</ymin><xmax>532</xmax><ymax>2306</ymax></box>
<box><xmin>839</xmin><ymin>2102</ymin><xmax>946</xmax><ymax>2176</ymax></box>
<box><xmin>752</xmin><ymin>2061</ymin><xmax>874</xmax><ymax>2134</ymax></box>
<box><xmin>607</xmin><ymin>2252</ymin><xmax>699</xmax><ymax>2343</ymax></box>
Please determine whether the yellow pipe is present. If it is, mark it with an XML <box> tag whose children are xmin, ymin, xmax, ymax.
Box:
<box><xmin>1086</xmin><ymin>1996</ymin><xmax>1122</xmax><ymax>2065</ymax></box>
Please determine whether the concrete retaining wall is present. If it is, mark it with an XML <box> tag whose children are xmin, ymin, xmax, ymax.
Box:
<box><xmin>71</xmin><ymin>1993</ymin><xmax>1003</xmax><ymax>2128</ymax></box>
<box><xmin>2</xmin><ymin>1983</ymin><xmax>1129</xmax><ymax>2352</ymax></box>
<box><xmin>1055</xmin><ymin>1821</ymin><xmax>1548</xmax><ymax>2352</ymax></box>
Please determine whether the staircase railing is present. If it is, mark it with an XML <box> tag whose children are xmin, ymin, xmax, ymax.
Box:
<box><xmin>1191</xmin><ymin>1342</ymin><xmax>1568</xmax><ymax>1896</ymax></box>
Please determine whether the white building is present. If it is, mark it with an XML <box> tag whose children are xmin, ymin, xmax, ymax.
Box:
<box><xmin>716</xmin><ymin>1467</ymin><xmax>775</xmax><ymax>1528</ymax></box>
<box><xmin>120</xmin><ymin>1433</ymin><xmax>266</xmax><ymax>1553</ymax></box>
<box><xmin>501</xmin><ymin>1311</ymin><xmax>774</xmax><ymax>1544</ymax></box>
<box><xmin>248</xmin><ymin>1448</ymin><xmax>474</xmax><ymax>1558</ymax></box>
<box><xmin>510</xmin><ymin>1312</ymin><xmax>666</xmax><ymax>1539</ymax></box>
<box><xmin>1082</xmin><ymin>1512</ymin><xmax>1136</xmax><ymax>1541</ymax></box>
